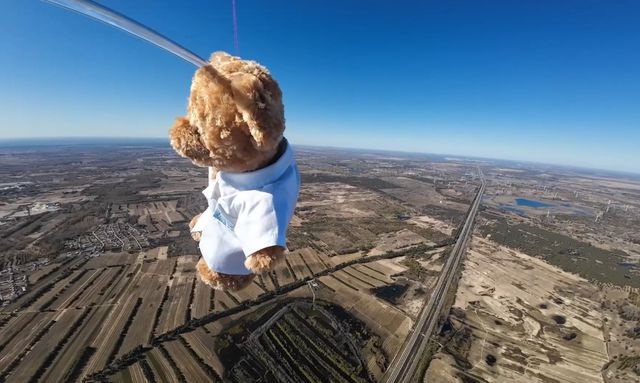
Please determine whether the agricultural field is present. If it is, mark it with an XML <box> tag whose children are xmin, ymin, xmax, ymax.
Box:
<box><xmin>0</xmin><ymin>141</ymin><xmax>469</xmax><ymax>382</ymax></box>
<box><xmin>104</xmin><ymin>243</ymin><xmax>441</xmax><ymax>383</ymax></box>
<box><xmin>220</xmin><ymin>301</ymin><xmax>380</xmax><ymax>382</ymax></box>
<box><xmin>2</xmin><ymin>140</ymin><xmax>637</xmax><ymax>382</ymax></box>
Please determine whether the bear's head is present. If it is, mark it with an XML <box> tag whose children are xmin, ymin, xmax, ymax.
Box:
<box><xmin>169</xmin><ymin>52</ymin><xmax>285</xmax><ymax>172</ymax></box>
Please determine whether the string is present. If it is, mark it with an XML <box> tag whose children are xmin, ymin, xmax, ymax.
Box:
<box><xmin>232</xmin><ymin>0</ymin><xmax>240</xmax><ymax>55</ymax></box>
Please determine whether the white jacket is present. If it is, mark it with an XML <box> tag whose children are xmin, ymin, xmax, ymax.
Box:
<box><xmin>191</xmin><ymin>140</ymin><xmax>300</xmax><ymax>275</ymax></box>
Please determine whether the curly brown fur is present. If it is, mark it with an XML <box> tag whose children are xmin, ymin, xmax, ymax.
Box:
<box><xmin>244</xmin><ymin>246</ymin><xmax>285</xmax><ymax>274</ymax></box>
<box><xmin>173</xmin><ymin>52</ymin><xmax>287</xmax><ymax>291</ymax></box>
<box><xmin>182</xmin><ymin>51</ymin><xmax>285</xmax><ymax>172</ymax></box>
<box><xmin>196</xmin><ymin>258</ymin><xmax>255</xmax><ymax>291</ymax></box>
<box><xmin>189</xmin><ymin>213</ymin><xmax>202</xmax><ymax>241</ymax></box>
<box><xmin>169</xmin><ymin>117</ymin><xmax>214</xmax><ymax>167</ymax></box>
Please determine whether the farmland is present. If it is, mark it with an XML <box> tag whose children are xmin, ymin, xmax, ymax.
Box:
<box><xmin>1</xmin><ymin>140</ymin><xmax>638</xmax><ymax>382</ymax></box>
<box><xmin>0</xmin><ymin>141</ymin><xmax>468</xmax><ymax>382</ymax></box>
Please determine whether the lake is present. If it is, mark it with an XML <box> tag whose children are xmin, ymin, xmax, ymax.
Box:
<box><xmin>515</xmin><ymin>198</ymin><xmax>553</xmax><ymax>208</ymax></box>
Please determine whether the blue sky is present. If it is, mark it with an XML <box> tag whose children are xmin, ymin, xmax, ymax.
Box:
<box><xmin>0</xmin><ymin>1</ymin><xmax>638</xmax><ymax>173</ymax></box>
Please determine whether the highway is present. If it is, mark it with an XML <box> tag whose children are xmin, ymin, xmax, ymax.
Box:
<box><xmin>384</xmin><ymin>169</ymin><xmax>486</xmax><ymax>383</ymax></box>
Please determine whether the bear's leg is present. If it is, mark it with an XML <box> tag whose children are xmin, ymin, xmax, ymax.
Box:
<box><xmin>196</xmin><ymin>258</ymin><xmax>255</xmax><ymax>291</ymax></box>
<box><xmin>244</xmin><ymin>246</ymin><xmax>285</xmax><ymax>274</ymax></box>
<box><xmin>189</xmin><ymin>213</ymin><xmax>202</xmax><ymax>241</ymax></box>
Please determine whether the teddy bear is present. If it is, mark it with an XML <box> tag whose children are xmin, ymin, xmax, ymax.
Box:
<box><xmin>169</xmin><ymin>51</ymin><xmax>300</xmax><ymax>291</ymax></box>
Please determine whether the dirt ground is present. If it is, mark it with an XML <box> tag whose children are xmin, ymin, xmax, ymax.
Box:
<box><xmin>426</xmin><ymin>236</ymin><xmax>609</xmax><ymax>383</ymax></box>
<box><xmin>600</xmin><ymin>285</ymin><xmax>640</xmax><ymax>383</ymax></box>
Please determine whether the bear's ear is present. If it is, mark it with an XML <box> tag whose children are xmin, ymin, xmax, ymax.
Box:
<box><xmin>169</xmin><ymin>117</ymin><xmax>213</xmax><ymax>167</ymax></box>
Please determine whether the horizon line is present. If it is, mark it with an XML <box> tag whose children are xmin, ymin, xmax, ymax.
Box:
<box><xmin>0</xmin><ymin>136</ymin><xmax>638</xmax><ymax>177</ymax></box>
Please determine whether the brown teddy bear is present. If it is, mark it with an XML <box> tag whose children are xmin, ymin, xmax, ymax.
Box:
<box><xmin>169</xmin><ymin>52</ymin><xmax>299</xmax><ymax>291</ymax></box>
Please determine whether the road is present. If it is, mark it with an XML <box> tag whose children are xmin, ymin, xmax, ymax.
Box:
<box><xmin>384</xmin><ymin>169</ymin><xmax>486</xmax><ymax>383</ymax></box>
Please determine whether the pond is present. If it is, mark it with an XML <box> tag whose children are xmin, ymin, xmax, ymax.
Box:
<box><xmin>515</xmin><ymin>198</ymin><xmax>554</xmax><ymax>208</ymax></box>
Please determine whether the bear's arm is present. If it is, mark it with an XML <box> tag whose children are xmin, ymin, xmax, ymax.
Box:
<box><xmin>233</xmin><ymin>193</ymin><xmax>286</xmax><ymax>273</ymax></box>
<box><xmin>232</xmin><ymin>191</ymin><xmax>283</xmax><ymax>257</ymax></box>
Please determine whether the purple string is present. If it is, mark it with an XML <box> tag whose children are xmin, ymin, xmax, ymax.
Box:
<box><xmin>232</xmin><ymin>0</ymin><xmax>240</xmax><ymax>54</ymax></box>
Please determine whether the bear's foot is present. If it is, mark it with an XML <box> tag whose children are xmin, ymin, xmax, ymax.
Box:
<box><xmin>244</xmin><ymin>246</ymin><xmax>285</xmax><ymax>274</ymax></box>
<box><xmin>196</xmin><ymin>258</ymin><xmax>254</xmax><ymax>291</ymax></box>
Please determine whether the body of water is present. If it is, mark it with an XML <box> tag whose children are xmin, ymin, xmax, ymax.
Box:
<box><xmin>515</xmin><ymin>198</ymin><xmax>553</xmax><ymax>208</ymax></box>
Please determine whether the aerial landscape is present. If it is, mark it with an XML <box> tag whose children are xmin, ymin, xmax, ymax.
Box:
<box><xmin>1</xmin><ymin>0</ymin><xmax>639</xmax><ymax>381</ymax></box>
<box><xmin>0</xmin><ymin>139</ymin><xmax>638</xmax><ymax>382</ymax></box>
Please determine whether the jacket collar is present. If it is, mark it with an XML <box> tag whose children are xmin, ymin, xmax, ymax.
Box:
<box><xmin>218</xmin><ymin>139</ymin><xmax>293</xmax><ymax>190</ymax></box>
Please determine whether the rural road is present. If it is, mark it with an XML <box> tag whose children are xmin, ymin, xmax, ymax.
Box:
<box><xmin>384</xmin><ymin>169</ymin><xmax>486</xmax><ymax>383</ymax></box>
